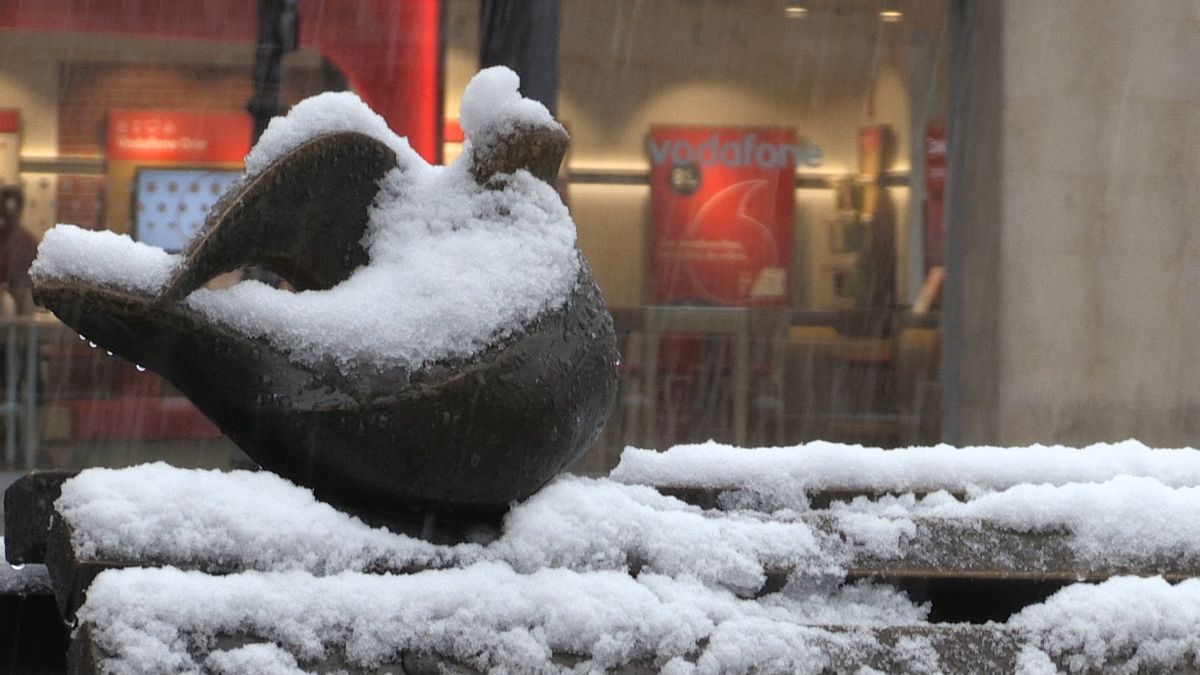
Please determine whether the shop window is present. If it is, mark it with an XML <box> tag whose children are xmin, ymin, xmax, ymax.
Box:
<box><xmin>0</xmin><ymin>0</ymin><xmax>949</xmax><ymax>476</ymax></box>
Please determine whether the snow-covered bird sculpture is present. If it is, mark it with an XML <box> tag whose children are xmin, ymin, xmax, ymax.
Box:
<box><xmin>30</xmin><ymin>67</ymin><xmax>618</xmax><ymax>521</ymax></box>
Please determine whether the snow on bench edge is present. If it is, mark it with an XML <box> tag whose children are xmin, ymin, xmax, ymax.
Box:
<box><xmin>56</xmin><ymin>452</ymin><xmax>1200</xmax><ymax>593</ymax></box>
<box><xmin>54</xmin><ymin>463</ymin><xmax>462</xmax><ymax>574</ymax></box>
<box><xmin>55</xmin><ymin>467</ymin><xmax>843</xmax><ymax>593</ymax></box>
<box><xmin>76</xmin><ymin>566</ymin><xmax>1200</xmax><ymax>674</ymax></box>
<box><xmin>613</xmin><ymin>439</ymin><xmax>1200</xmax><ymax>494</ymax></box>
<box><xmin>77</xmin><ymin>562</ymin><xmax>927</xmax><ymax>675</ymax></box>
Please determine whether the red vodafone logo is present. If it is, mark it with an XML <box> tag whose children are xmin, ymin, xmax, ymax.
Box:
<box><xmin>677</xmin><ymin>180</ymin><xmax>781</xmax><ymax>304</ymax></box>
<box><xmin>649</xmin><ymin>126</ymin><xmax>795</xmax><ymax>307</ymax></box>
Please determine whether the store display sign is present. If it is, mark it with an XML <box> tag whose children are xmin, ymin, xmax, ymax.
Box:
<box><xmin>107</xmin><ymin>110</ymin><xmax>251</xmax><ymax>163</ymax></box>
<box><xmin>648</xmin><ymin>126</ymin><xmax>795</xmax><ymax>306</ymax></box>
<box><xmin>134</xmin><ymin>168</ymin><xmax>241</xmax><ymax>252</ymax></box>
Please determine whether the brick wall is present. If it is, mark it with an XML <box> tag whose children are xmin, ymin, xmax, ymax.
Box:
<box><xmin>56</xmin><ymin>175</ymin><xmax>105</xmax><ymax>230</ymax></box>
<box><xmin>58</xmin><ymin>61</ymin><xmax>326</xmax><ymax>156</ymax></box>
<box><xmin>55</xmin><ymin>61</ymin><xmax>325</xmax><ymax>228</ymax></box>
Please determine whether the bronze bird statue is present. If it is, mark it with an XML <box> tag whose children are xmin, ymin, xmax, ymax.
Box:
<box><xmin>31</xmin><ymin>68</ymin><xmax>618</xmax><ymax>521</ymax></box>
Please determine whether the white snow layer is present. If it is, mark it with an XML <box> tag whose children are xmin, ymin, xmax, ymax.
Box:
<box><xmin>31</xmin><ymin>67</ymin><xmax>579</xmax><ymax>369</ymax></box>
<box><xmin>1011</xmin><ymin>576</ymin><xmax>1200</xmax><ymax>673</ymax></box>
<box><xmin>242</xmin><ymin>91</ymin><xmax>417</xmax><ymax>176</ymax></box>
<box><xmin>60</xmin><ymin>461</ymin><xmax>1200</xmax><ymax>584</ymax></box>
<box><xmin>30</xmin><ymin>225</ymin><xmax>178</xmax><ymax>295</ymax></box>
<box><xmin>77</xmin><ymin>564</ymin><xmax>925</xmax><ymax>675</ymax></box>
<box><xmin>56</xmin><ymin>466</ymin><xmax>834</xmax><ymax>593</ymax></box>
<box><xmin>459</xmin><ymin>65</ymin><xmax>561</xmax><ymax>142</ymax></box>
<box><xmin>62</xmin><ymin>440</ymin><xmax>1200</xmax><ymax>673</ymax></box>
<box><xmin>614</xmin><ymin>439</ymin><xmax>1200</xmax><ymax>503</ymax></box>
<box><xmin>55</xmin><ymin>463</ymin><xmax>463</xmax><ymax>574</ymax></box>
<box><xmin>828</xmin><ymin>475</ymin><xmax>1200</xmax><ymax>566</ymax></box>
<box><xmin>204</xmin><ymin>643</ymin><xmax>307</xmax><ymax>675</ymax></box>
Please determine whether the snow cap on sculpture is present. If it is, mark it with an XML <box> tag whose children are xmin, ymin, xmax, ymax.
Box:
<box><xmin>460</xmin><ymin>65</ymin><xmax>560</xmax><ymax>141</ymax></box>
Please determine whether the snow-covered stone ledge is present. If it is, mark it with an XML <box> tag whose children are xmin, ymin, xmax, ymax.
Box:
<box><xmin>64</xmin><ymin>567</ymin><xmax>1200</xmax><ymax>674</ymax></box>
<box><xmin>612</xmin><ymin>439</ymin><xmax>1200</xmax><ymax>496</ymax></box>
<box><xmin>14</xmin><ymin>440</ymin><xmax>1200</xmax><ymax>673</ymax></box>
<box><xmin>59</xmin><ymin>572</ymin><xmax>1200</xmax><ymax>674</ymax></box>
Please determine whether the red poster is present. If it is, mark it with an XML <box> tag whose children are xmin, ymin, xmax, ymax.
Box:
<box><xmin>648</xmin><ymin>126</ymin><xmax>794</xmax><ymax>307</ymax></box>
<box><xmin>2</xmin><ymin>1</ymin><xmax>441</xmax><ymax>162</ymax></box>
<box><xmin>108</xmin><ymin>111</ymin><xmax>252</xmax><ymax>163</ymax></box>
<box><xmin>0</xmin><ymin>109</ymin><xmax>18</xmax><ymax>133</ymax></box>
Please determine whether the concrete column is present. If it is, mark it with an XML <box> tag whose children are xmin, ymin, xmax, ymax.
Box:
<box><xmin>947</xmin><ymin>0</ymin><xmax>1200</xmax><ymax>446</ymax></box>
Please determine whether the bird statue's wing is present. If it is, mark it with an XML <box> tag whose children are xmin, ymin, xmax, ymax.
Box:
<box><xmin>32</xmin><ymin>131</ymin><xmax>401</xmax><ymax>436</ymax></box>
<box><xmin>158</xmin><ymin>131</ymin><xmax>398</xmax><ymax>303</ymax></box>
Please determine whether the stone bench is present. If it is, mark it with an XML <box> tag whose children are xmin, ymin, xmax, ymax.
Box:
<box><xmin>9</xmin><ymin>441</ymin><xmax>1200</xmax><ymax>673</ymax></box>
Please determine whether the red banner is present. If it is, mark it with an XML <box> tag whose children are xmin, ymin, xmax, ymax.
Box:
<box><xmin>648</xmin><ymin>126</ymin><xmax>795</xmax><ymax>306</ymax></box>
<box><xmin>0</xmin><ymin>108</ymin><xmax>18</xmax><ymax>133</ymax></box>
<box><xmin>107</xmin><ymin>110</ymin><xmax>251</xmax><ymax>163</ymax></box>
<box><xmin>0</xmin><ymin>0</ymin><xmax>442</xmax><ymax>162</ymax></box>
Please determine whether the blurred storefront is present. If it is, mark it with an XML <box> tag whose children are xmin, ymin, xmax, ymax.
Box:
<box><xmin>2</xmin><ymin>0</ymin><xmax>1193</xmax><ymax>476</ymax></box>
<box><xmin>454</xmin><ymin>0</ymin><xmax>952</xmax><ymax>469</ymax></box>
<box><xmin>0</xmin><ymin>0</ymin><xmax>441</xmax><ymax>468</ymax></box>
<box><xmin>0</xmin><ymin>0</ymin><xmax>946</xmax><ymax>473</ymax></box>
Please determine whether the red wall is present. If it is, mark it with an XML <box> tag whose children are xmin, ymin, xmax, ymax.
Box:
<box><xmin>0</xmin><ymin>0</ymin><xmax>442</xmax><ymax>161</ymax></box>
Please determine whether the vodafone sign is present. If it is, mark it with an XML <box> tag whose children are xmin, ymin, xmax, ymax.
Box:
<box><xmin>648</xmin><ymin>126</ymin><xmax>796</xmax><ymax>307</ymax></box>
<box><xmin>107</xmin><ymin>111</ymin><xmax>252</xmax><ymax>163</ymax></box>
<box><xmin>648</xmin><ymin>132</ymin><xmax>821</xmax><ymax>171</ymax></box>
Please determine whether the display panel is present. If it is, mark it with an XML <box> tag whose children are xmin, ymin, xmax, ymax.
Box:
<box><xmin>133</xmin><ymin>168</ymin><xmax>240</xmax><ymax>252</ymax></box>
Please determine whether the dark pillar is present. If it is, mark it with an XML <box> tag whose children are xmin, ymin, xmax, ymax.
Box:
<box><xmin>320</xmin><ymin>57</ymin><xmax>348</xmax><ymax>93</ymax></box>
<box><xmin>244</xmin><ymin>0</ymin><xmax>298</xmax><ymax>289</ymax></box>
<box><xmin>942</xmin><ymin>0</ymin><xmax>1004</xmax><ymax>445</ymax></box>
<box><xmin>479</xmin><ymin>0</ymin><xmax>560</xmax><ymax>115</ymax></box>
<box><xmin>247</xmin><ymin>0</ymin><xmax>299</xmax><ymax>143</ymax></box>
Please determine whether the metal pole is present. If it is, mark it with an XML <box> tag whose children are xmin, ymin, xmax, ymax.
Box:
<box><xmin>23</xmin><ymin>322</ymin><xmax>37</xmax><ymax>469</ymax></box>
<box><xmin>479</xmin><ymin>0</ymin><xmax>560</xmax><ymax>115</ymax></box>
<box><xmin>247</xmin><ymin>0</ymin><xmax>299</xmax><ymax>143</ymax></box>
<box><xmin>942</xmin><ymin>0</ymin><xmax>1005</xmax><ymax>445</ymax></box>
<box><xmin>5</xmin><ymin>323</ymin><xmax>16</xmax><ymax>465</ymax></box>
<box><xmin>245</xmin><ymin>0</ymin><xmax>298</xmax><ymax>287</ymax></box>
